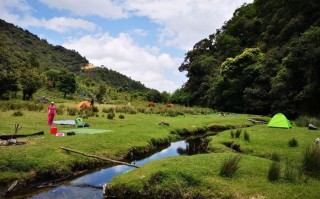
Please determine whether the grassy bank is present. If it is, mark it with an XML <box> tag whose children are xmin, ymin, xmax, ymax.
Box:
<box><xmin>104</xmin><ymin>125</ymin><xmax>320</xmax><ymax>198</ymax></box>
<box><xmin>0</xmin><ymin>102</ymin><xmax>250</xmax><ymax>191</ymax></box>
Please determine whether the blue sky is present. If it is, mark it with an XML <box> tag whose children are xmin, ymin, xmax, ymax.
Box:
<box><xmin>0</xmin><ymin>0</ymin><xmax>253</xmax><ymax>93</ymax></box>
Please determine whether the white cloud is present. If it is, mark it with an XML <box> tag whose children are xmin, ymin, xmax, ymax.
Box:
<box><xmin>39</xmin><ymin>0</ymin><xmax>127</xmax><ymax>19</ymax></box>
<box><xmin>124</xmin><ymin>0</ymin><xmax>253</xmax><ymax>50</ymax></box>
<box><xmin>63</xmin><ymin>33</ymin><xmax>185</xmax><ymax>92</ymax></box>
<box><xmin>20</xmin><ymin>16</ymin><xmax>97</xmax><ymax>33</ymax></box>
<box><xmin>0</xmin><ymin>0</ymin><xmax>32</xmax><ymax>24</ymax></box>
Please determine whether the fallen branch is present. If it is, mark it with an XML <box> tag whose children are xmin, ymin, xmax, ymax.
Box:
<box><xmin>0</xmin><ymin>131</ymin><xmax>44</xmax><ymax>140</ymax></box>
<box><xmin>247</xmin><ymin>118</ymin><xmax>267</xmax><ymax>124</ymax></box>
<box><xmin>6</xmin><ymin>180</ymin><xmax>18</xmax><ymax>194</ymax></box>
<box><xmin>60</xmin><ymin>147</ymin><xmax>139</xmax><ymax>168</ymax></box>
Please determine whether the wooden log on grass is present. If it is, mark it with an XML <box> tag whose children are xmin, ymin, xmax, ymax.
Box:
<box><xmin>60</xmin><ymin>147</ymin><xmax>139</xmax><ymax>168</ymax></box>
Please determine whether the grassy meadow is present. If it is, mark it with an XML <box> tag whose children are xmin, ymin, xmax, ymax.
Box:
<box><xmin>105</xmin><ymin>121</ymin><xmax>320</xmax><ymax>198</ymax></box>
<box><xmin>0</xmin><ymin>101</ymin><xmax>243</xmax><ymax>184</ymax></box>
<box><xmin>1</xmin><ymin>100</ymin><xmax>320</xmax><ymax>198</ymax></box>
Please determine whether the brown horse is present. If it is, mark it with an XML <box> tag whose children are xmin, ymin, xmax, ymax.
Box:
<box><xmin>148</xmin><ymin>102</ymin><xmax>155</xmax><ymax>107</ymax></box>
<box><xmin>165</xmin><ymin>103</ymin><xmax>173</xmax><ymax>108</ymax></box>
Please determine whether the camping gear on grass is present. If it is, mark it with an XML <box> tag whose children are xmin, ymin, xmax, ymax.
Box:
<box><xmin>75</xmin><ymin>117</ymin><xmax>90</xmax><ymax>127</ymax></box>
<box><xmin>267</xmin><ymin>113</ymin><xmax>292</xmax><ymax>129</ymax></box>
<box><xmin>309</xmin><ymin>124</ymin><xmax>319</xmax><ymax>130</ymax></box>
<box><xmin>53</xmin><ymin>120</ymin><xmax>76</xmax><ymax>125</ymax></box>
<box><xmin>77</xmin><ymin>101</ymin><xmax>91</xmax><ymax>109</ymax></box>
<box><xmin>50</xmin><ymin>126</ymin><xmax>58</xmax><ymax>134</ymax></box>
<box><xmin>61</xmin><ymin>128</ymin><xmax>112</xmax><ymax>134</ymax></box>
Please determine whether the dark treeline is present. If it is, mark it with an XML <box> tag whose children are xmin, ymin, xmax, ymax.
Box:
<box><xmin>174</xmin><ymin>0</ymin><xmax>320</xmax><ymax>117</ymax></box>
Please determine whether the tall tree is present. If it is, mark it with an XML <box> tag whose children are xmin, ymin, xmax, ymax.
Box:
<box><xmin>57</xmin><ymin>70</ymin><xmax>77</xmax><ymax>98</ymax></box>
<box><xmin>19</xmin><ymin>67</ymin><xmax>44</xmax><ymax>100</ymax></box>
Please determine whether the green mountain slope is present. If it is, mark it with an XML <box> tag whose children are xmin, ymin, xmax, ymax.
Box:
<box><xmin>0</xmin><ymin>19</ymin><xmax>149</xmax><ymax>100</ymax></box>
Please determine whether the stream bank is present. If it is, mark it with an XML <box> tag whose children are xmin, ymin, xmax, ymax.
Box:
<box><xmin>3</xmin><ymin>124</ymin><xmax>240</xmax><ymax>198</ymax></box>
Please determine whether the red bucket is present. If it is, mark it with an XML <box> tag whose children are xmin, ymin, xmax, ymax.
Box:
<box><xmin>50</xmin><ymin>126</ymin><xmax>57</xmax><ymax>134</ymax></box>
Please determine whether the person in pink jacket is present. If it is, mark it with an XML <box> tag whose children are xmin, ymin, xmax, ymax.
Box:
<box><xmin>47</xmin><ymin>102</ymin><xmax>56</xmax><ymax>126</ymax></box>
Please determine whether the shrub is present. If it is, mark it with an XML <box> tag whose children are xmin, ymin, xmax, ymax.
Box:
<box><xmin>92</xmin><ymin>106</ymin><xmax>99</xmax><ymax>113</ymax></box>
<box><xmin>119</xmin><ymin>114</ymin><xmax>125</xmax><ymax>119</ymax></box>
<box><xmin>12</xmin><ymin>111</ymin><xmax>24</xmax><ymax>117</ymax></box>
<box><xmin>107</xmin><ymin>112</ymin><xmax>115</xmax><ymax>120</ymax></box>
<box><xmin>67</xmin><ymin>107</ymin><xmax>77</xmax><ymax>116</ymax></box>
<box><xmin>244</xmin><ymin>130</ymin><xmax>250</xmax><ymax>142</ymax></box>
<box><xmin>302</xmin><ymin>144</ymin><xmax>320</xmax><ymax>177</ymax></box>
<box><xmin>268</xmin><ymin>161</ymin><xmax>281</xmax><ymax>182</ymax></box>
<box><xmin>55</xmin><ymin>107</ymin><xmax>64</xmax><ymax>115</ymax></box>
<box><xmin>295</xmin><ymin>115</ymin><xmax>320</xmax><ymax>127</ymax></box>
<box><xmin>235</xmin><ymin>129</ymin><xmax>242</xmax><ymax>138</ymax></box>
<box><xmin>288</xmin><ymin>138</ymin><xmax>298</xmax><ymax>147</ymax></box>
<box><xmin>220</xmin><ymin>155</ymin><xmax>241</xmax><ymax>178</ymax></box>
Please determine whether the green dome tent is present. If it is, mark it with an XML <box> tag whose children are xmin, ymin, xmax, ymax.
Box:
<box><xmin>268</xmin><ymin>113</ymin><xmax>292</xmax><ymax>129</ymax></box>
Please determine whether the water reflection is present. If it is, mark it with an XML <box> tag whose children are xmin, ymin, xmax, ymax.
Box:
<box><xmin>26</xmin><ymin>138</ymin><xmax>208</xmax><ymax>199</ymax></box>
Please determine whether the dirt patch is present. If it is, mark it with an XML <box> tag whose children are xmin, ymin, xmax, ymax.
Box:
<box><xmin>81</xmin><ymin>63</ymin><xmax>96</xmax><ymax>70</ymax></box>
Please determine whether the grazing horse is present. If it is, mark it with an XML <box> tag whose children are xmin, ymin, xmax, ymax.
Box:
<box><xmin>148</xmin><ymin>102</ymin><xmax>155</xmax><ymax>107</ymax></box>
<box><xmin>165</xmin><ymin>103</ymin><xmax>173</xmax><ymax>108</ymax></box>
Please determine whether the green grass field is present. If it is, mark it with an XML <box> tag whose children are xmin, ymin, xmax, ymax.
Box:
<box><xmin>105</xmin><ymin>125</ymin><xmax>320</xmax><ymax>199</ymax></box>
<box><xmin>1</xmin><ymin>102</ymin><xmax>320</xmax><ymax>198</ymax></box>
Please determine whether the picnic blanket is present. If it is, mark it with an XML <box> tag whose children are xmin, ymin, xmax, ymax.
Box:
<box><xmin>60</xmin><ymin>128</ymin><xmax>112</xmax><ymax>134</ymax></box>
<box><xmin>53</xmin><ymin>120</ymin><xmax>76</xmax><ymax>125</ymax></box>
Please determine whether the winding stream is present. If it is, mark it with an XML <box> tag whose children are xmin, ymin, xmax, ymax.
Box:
<box><xmin>8</xmin><ymin>137</ymin><xmax>208</xmax><ymax>199</ymax></box>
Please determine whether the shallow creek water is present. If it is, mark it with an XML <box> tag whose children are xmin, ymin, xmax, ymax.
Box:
<box><xmin>9</xmin><ymin>137</ymin><xmax>208</xmax><ymax>199</ymax></box>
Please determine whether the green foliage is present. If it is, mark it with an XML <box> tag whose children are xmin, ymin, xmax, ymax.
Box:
<box><xmin>220</xmin><ymin>155</ymin><xmax>241</xmax><ymax>178</ymax></box>
<box><xmin>145</xmin><ymin>89</ymin><xmax>162</xmax><ymax>103</ymax></box>
<box><xmin>268</xmin><ymin>161</ymin><xmax>281</xmax><ymax>182</ymax></box>
<box><xmin>176</xmin><ymin>1</ymin><xmax>320</xmax><ymax>117</ymax></box>
<box><xmin>295</xmin><ymin>115</ymin><xmax>320</xmax><ymax>127</ymax></box>
<box><xmin>57</xmin><ymin>70</ymin><xmax>77</xmax><ymax>98</ymax></box>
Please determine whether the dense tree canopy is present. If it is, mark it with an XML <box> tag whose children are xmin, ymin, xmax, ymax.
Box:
<box><xmin>176</xmin><ymin>0</ymin><xmax>320</xmax><ymax>117</ymax></box>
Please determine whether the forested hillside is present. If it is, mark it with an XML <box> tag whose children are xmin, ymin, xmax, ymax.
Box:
<box><xmin>0</xmin><ymin>19</ymin><xmax>148</xmax><ymax>101</ymax></box>
<box><xmin>176</xmin><ymin>0</ymin><xmax>320</xmax><ymax>117</ymax></box>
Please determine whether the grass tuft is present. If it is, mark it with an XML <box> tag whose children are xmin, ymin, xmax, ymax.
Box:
<box><xmin>288</xmin><ymin>138</ymin><xmax>298</xmax><ymax>147</ymax></box>
<box><xmin>12</xmin><ymin>110</ymin><xmax>24</xmax><ymax>117</ymax></box>
<box><xmin>244</xmin><ymin>130</ymin><xmax>250</xmax><ymax>142</ymax></box>
<box><xmin>220</xmin><ymin>155</ymin><xmax>241</xmax><ymax>178</ymax></box>
<box><xmin>271</xmin><ymin>152</ymin><xmax>281</xmax><ymax>162</ymax></box>
<box><xmin>235</xmin><ymin>129</ymin><xmax>242</xmax><ymax>138</ymax></box>
<box><xmin>268</xmin><ymin>161</ymin><xmax>281</xmax><ymax>182</ymax></box>
<box><xmin>230</xmin><ymin>130</ymin><xmax>234</xmax><ymax>139</ymax></box>
<box><xmin>284</xmin><ymin>159</ymin><xmax>299</xmax><ymax>182</ymax></box>
<box><xmin>302</xmin><ymin>144</ymin><xmax>320</xmax><ymax>177</ymax></box>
